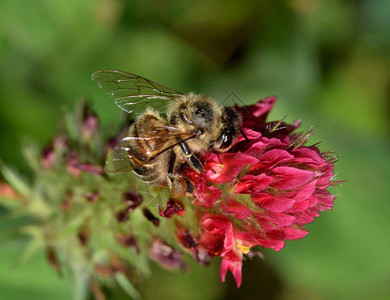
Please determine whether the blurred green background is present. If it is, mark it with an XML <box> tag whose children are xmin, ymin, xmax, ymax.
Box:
<box><xmin>0</xmin><ymin>0</ymin><xmax>389</xmax><ymax>299</ymax></box>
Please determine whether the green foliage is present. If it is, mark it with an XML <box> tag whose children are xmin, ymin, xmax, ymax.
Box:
<box><xmin>0</xmin><ymin>0</ymin><xmax>389</xmax><ymax>299</ymax></box>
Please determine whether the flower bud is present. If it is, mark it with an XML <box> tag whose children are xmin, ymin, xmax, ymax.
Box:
<box><xmin>142</xmin><ymin>208</ymin><xmax>160</xmax><ymax>226</ymax></box>
<box><xmin>81</xmin><ymin>103</ymin><xmax>99</xmax><ymax>141</ymax></box>
<box><xmin>116</xmin><ymin>234</ymin><xmax>140</xmax><ymax>253</ymax></box>
<box><xmin>158</xmin><ymin>199</ymin><xmax>185</xmax><ymax>218</ymax></box>
<box><xmin>149</xmin><ymin>239</ymin><xmax>187</xmax><ymax>271</ymax></box>
<box><xmin>86</xmin><ymin>191</ymin><xmax>99</xmax><ymax>203</ymax></box>
<box><xmin>123</xmin><ymin>190</ymin><xmax>143</xmax><ymax>210</ymax></box>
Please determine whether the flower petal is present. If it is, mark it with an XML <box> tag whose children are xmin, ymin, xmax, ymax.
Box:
<box><xmin>238</xmin><ymin>96</ymin><xmax>276</xmax><ymax>122</ymax></box>
<box><xmin>253</xmin><ymin>211</ymin><xmax>295</xmax><ymax>229</ymax></box>
<box><xmin>200</xmin><ymin>214</ymin><xmax>235</xmax><ymax>257</ymax></box>
<box><xmin>270</xmin><ymin>166</ymin><xmax>315</xmax><ymax>190</ymax></box>
<box><xmin>195</xmin><ymin>185</ymin><xmax>222</xmax><ymax>208</ymax></box>
<box><xmin>266</xmin><ymin>227</ymin><xmax>309</xmax><ymax>240</ymax></box>
<box><xmin>221</xmin><ymin>198</ymin><xmax>251</xmax><ymax>219</ymax></box>
<box><xmin>234</xmin><ymin>174</ymin><xmax>273</xmax><ymax>194</ymax></box>
<box><xmin>205</xmin><ymin>152</ymin><xmax>259</xmax><ymax>184</ymax></box>
<box><xmin>252</xmin><ymin>193</ymin><xmax>295</xmax><ymax>212</ymax></box>
<box><xmin>220</xmin><ymin>258</ymin><xmax>243</xmax><ymax>288</ymax></box>
<box><xmin>234</xmin><ymin>128</ymin><xmax>262</xmax><ymax>144</ymax></box>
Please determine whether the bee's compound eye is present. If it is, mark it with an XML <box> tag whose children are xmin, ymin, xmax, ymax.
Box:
<box><xmin>217</xmin><ymin>126</ymin><xmax>235</xmax><ymax>150</ymax></box>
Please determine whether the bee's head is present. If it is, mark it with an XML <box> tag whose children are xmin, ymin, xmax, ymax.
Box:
<box><xmin>213</xmin><ymin>107</ymin><xmax>242</xmax><ymax>151</ymax></box>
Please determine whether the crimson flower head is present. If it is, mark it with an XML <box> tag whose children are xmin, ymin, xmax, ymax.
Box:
<box><xmin>2</xmin><ymin>97</ymin><xmax>339</xmax><ymax>296</ymax></box>
<box><xmin>177</xmin><ymin>96</ymin><xmax>338</xmax><ymax>287</ymax></box>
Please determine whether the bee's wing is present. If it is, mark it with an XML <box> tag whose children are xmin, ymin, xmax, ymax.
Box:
<box><xmin>105</xmin><ymin>126</ymin><xmax>195</xmax><ymax>174</ymax></box>
<box><xmin>91</xmin><ymin>69</ymin><xmax>184</xmax><ymax>115</ymax></box>
<box><xmin>105</xmin><ymin>136</ymin><xmax>134</xmax><ymax>174</ymax></box>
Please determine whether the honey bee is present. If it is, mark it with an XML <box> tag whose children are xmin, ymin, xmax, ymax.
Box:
<box><xmin>92</xmin><ymin>69</ymin><xmax>243</xmax><ymax>199</ymax></box>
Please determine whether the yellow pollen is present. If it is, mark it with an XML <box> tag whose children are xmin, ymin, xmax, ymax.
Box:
<box><xmin>236</xmin><ymin>240</ymin><xmax>251</xmax><ymax>254</ymax></box>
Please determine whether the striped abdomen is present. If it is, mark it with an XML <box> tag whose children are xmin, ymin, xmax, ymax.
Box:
<box><xmin>127</xmin><ymin>112</ymin><xmax>170</xmax><ymax>183</ymax></box>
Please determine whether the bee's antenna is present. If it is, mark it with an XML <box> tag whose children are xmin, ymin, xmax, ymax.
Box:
<box><xmin>240</xmin><ymin>129</ymin><xmax>249</xmax><ymax>142</ymax></box>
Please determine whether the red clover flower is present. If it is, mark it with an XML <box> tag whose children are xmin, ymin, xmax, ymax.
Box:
<box><xmin>0</xmin><ymin>97</ymin><xmax>339</xmax><ymax>297</ymax></box>
<box><xmin>175</xmin><ymin>96</ymin><xmax>338</xmax><ymax>286</ymax></box>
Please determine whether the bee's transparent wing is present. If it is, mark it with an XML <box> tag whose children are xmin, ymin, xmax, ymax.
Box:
<box><xmin>105</xmin><ymin>126</ymin><xmax>195</xmax><ymax>174</ymax></box>
<box><xmin>91</xmin><ymin>69</ymin><xmax>184</xmax><ymax>115</ymax></box>
<box><xmin>105</xmin><ymin>137</ymin><xmax>134</xmax><ymax>174</ymax></box>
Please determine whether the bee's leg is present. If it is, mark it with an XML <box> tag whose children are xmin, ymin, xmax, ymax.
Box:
<box><xmin>239</xmin><ymin>129</ymin><xmax>250</xmax><ymax>142</ymax></box>
<box><xmin>168</xmin><ymin>151</ymin><xmax>188</xmax><ymax>200</ymax></box>
<box><xmin>178</xmin><ymin>140</ymin><xmax>204</xmax><ymax>173</ymax></box>
<box><xmin>184</xmin><ymin>178</ymin><xmax>194</xmax><ymax>193</ymax></box>
<box><xmin>168</xmin><ymin>151</ymin><xmax>177</xmax><ymax>178</ymax></box>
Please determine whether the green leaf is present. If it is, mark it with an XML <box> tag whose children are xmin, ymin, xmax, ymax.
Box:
<box><xmin>72</xmin><ymin>264</ymin><xmax>89</xmax><ymax>300</ymax></box>
<box><xmin>0</xmin><ymin>196</ymin><xmax>23</xmax><ymax>209</ymax></box>
<box><xmin>16</xmin><ymin>227</ymin><xmax>44</xmax><ymax>266</ymax></box>
<box><xmin>114</xmin><ymin>273</ymin><xmax>140</xmax><ymax>300</ymax></box>
<box><xmin>21</xmin><ymin>139</ymin><xmax>41</xmax><ymax>171</ymax></box>
<box><xmin>0</xmin><ymin>162</ymin><xmax>31</xmax><ymax>196</ymax></box>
